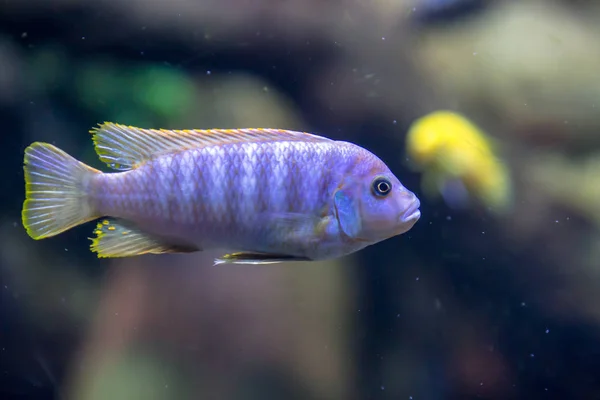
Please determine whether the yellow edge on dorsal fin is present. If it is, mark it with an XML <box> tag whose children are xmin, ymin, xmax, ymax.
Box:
<box><xmin>90</xmin><ymin>122</ymin><xmax>333</xmax><ymax>170</ymax></box>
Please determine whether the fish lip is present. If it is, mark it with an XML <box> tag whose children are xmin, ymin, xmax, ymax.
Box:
<box><xmin>402</xmin><ymin>198</ymin><xmax>421</xmax><ymax>222</ymax></box>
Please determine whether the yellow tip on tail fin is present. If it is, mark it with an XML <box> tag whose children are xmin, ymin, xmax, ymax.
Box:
<box><xmin>22</xmin><ymin>142</ymin><xmax>101</xmax><ymax>240</ymax></box>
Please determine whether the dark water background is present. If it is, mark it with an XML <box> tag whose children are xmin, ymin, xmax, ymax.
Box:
<box><xmin>2</xmin><ymin>0</ymin><xmax>600</xmax><ymax>399</ymax></box>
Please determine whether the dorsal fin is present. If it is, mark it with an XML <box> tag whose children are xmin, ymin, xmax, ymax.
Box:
<box><xmin>90</xmin><ymin>122</ymin><xmax>333</xmax><ymax>170</ymax></box>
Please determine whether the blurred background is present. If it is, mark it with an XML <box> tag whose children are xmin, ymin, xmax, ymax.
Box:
<box><xmin>2</xmin><ymin>0</ymin><xmax>600</xmax><ymax>398</ymax></box>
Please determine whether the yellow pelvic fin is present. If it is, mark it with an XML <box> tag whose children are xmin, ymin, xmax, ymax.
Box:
<box><xmin>22</xmin><ymin>142</ymin><xmax>100</xmax><ymax>240</ymax></box>
<box><xmin>90</xmin><ymin>122</ymin><xmax>333</xmax><ymax>171</ymax></box>
<box><xmin>90</xmin><ymin>219</ymin><xmax>200</xmax><ymax>258</ymax></box>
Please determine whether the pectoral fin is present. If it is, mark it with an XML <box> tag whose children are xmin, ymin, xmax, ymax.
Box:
<box><xmin>333</xmin><ymin>189</ymin><xmax>361</xmax><ymax>238</ymax></box>
<box><xmin>90</xmin><ymin>219</ymin><xmax>200</xmax><ymax>258</ymax></box>
<box><xmin>214</xmin><ymin>252</ymin><xmax>310</xmax><ymax>266</ymax></box>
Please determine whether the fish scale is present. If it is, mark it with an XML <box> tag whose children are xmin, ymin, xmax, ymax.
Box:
<box><xmin>21</xmin><ymin>122</ymin><xmax>420</xmax><ymax>264</ymax></box>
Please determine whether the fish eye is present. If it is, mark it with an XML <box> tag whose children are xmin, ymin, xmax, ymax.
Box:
<box><xmin>372</xmin><ymin>177</ymin><xmax>392</xmax><ymax>197</ymax></box>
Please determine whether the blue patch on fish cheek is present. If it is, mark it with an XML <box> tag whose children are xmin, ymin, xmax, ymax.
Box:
<box><xmin>334</xmin><ymin>190</ymin><xmax>362</xmax><ymax>238</ymax></box>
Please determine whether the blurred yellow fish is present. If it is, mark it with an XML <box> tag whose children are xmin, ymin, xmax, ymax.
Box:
<box><xmin>405</xmin><ymin>110</ymin><xmax>512</xmax><ymax>214</ymax></box>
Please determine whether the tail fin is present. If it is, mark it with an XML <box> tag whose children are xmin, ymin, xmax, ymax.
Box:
<box><xmin>22</xmin><ymin>142</ymin><xmax>101</xmax><ymax>240</ymax></box>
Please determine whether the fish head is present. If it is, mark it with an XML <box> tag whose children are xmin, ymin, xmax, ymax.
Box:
<box><xmin>406</xmin><ymin>116</ymin><xmax>446</xmax><ymax>166</ymax></box>
<box><xmin>334</xmin><ymin>151</ymin><xmax>421</xmax><ymax>243</ymax></box>
<box><xmin>406</xmin><ymin>110</ymin><xmax>470</xmax><ymax>167</ymax></box>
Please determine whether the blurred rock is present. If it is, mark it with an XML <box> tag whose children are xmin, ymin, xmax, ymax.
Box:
<box><xmin>415</xmin><ymin>1</ymin><xmax>600</xmax><ymax>147</ymax></box>
<box><xmin>65</xmin><ymin>253</ymin><xmax>356</xmax><ymax>400</ymax></box>
<box><xmin>526</xmin><ymin>152</ymin><xmax>600</xmax><ymax>228</ymax></box>
<box><xmin>185</xmin><ymin>73</ymin><xmax>304</xmax><ymax>129</ymax></box>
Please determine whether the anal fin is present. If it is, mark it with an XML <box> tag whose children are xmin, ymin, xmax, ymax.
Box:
<box><xmin>90</xmin><ymin>219</ymin><xmax>199</xmax><ymax>258</ymax></box>
<box><xmin>214</xmin><ymin>252</ymin><xmax>310</xmax><ymax>266</ymax></box>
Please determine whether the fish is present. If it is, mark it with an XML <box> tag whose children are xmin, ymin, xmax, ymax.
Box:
<box><xmin>22</xmin><ymin>123</ymin><xmax>421</xmax><ymax>265</ymax></box>
<box><xmin>405</xmin><ymin>110</ymin><xmax>512</xmax><ymax>214</ymax></box>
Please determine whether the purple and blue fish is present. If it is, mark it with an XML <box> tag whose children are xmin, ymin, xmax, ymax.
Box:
<box><xmin>22</xmin><ymin>123</ymin><xmax>420</xmax><ymax>265</ymax></box>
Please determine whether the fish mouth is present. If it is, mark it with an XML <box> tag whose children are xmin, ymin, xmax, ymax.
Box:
<box><xmin>402</xmin><ymin>198</ymin><xmax>421</xmax><ymax>222</ymax></box>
